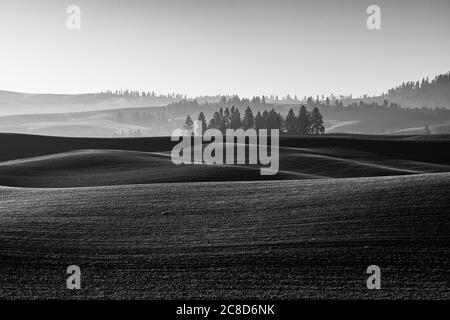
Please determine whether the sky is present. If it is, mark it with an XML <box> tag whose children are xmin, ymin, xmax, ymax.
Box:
<box><xmin>0</xmin><ymin>0</ymin><xmax>449</xmax><ymax>98</ymax></box>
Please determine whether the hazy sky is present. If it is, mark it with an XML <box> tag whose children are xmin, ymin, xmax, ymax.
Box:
<box><xmin>0</xmin><ymin>0</ymin><xmax>449</xmax><ymax>98</ymax></box>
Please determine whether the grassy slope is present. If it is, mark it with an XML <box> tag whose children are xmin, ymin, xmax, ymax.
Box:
<box><xmin>0</xmin><ymin>173</ymin><xmax>449</xmax><ymax>299</ymax></box>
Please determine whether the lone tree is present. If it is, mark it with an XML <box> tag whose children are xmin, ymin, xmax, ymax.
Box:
<box><xmin>285</xmin><ymin>108</ymin><xmax>297</xmax><ymax>134</ymax></box>
<box><xmin>183</xmin><ymin>115</ymin><xmax>193</xmax><ymax>132</ymax></box>
<box><xmin>262</xmin><ymin>110</ymin><xmax>269</xmax><ymax>129</ymax></box>
<box><xmin>242</xmin><ymin>106</ymin><xmax>254</xmax><ymax>130</ymax></box>
<box><xmin>298</xmin><ymin>105</ymin><xmax>311</xmax><ymax>135</ymax></box>
<box><xmin>310</xmin><ymin>107</ymin><xmax>325</xmax><ymax>134</ymax></box>
<box><xmin>198</xmin><ymin>112</ymin><xmax>207</xmax><ymax>134</ymax></box>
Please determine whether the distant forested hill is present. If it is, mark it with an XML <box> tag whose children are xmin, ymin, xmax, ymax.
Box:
<box><xmin>383</xmin><ymin>72</ymin><xmax>450</xmax><ymax>109</ymax></box>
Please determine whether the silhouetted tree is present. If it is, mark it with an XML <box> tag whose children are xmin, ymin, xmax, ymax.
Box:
<box><xmin>208</xmin><ymin>118</ymin><xmax>216</xmax><ymax>130</ymax></box>
<box><xmin>183</xmin><ymin>115</ymin><xmax>193</xmax><ymax>132</ymax></box>
<box><xmin>285</xmin><ymin>108</ymin><xmax>297</xmax><ymax>134</ymax></box>
<box><xmin>223</xmin><ymin>107</ymin><xmax>231</xmax><ymax>130</ymax></box>
<box><xmin>310</xmin><ymin>107</ymin><xmax>325</xmax><ymax>134</ymax></box>
<box><xmin>262</xmin><ymin>110</ymin><xmax>269</xmax><ymax>129</ymax></box>
<box><xmin>198</xmin><ymin>112</ymin><xmax>207</xmax><ymax>134</ymax></box>
<box><xmin>267</xmin><ymin>109</ymin><xmax>282</xmax><ymax>130</ymax></box>
<box><xmin>208</xmin><ymin>111</ymin><xmax>221</xmax><ymax>130</ymax></box>
<box><xmin>219</xmin><ymin>107</ymin><xmax>227</xmax><ymax>133</ymax></box>
<box><xmin>219</xmin><ymin>96</ymin><xmax>227</xmax><ymax>105</ymax></box>
<box><xmin>298</xmin><ymin>105</ymin><xmax>311</xmax><ymax>135</ymax></box>
<box><xmin>230</xmin><ymin>106</ymin><xmax>241</xmax><ymax>129</ymax></box>
<box><xmin>242</xmin><ymin>106</ymin><xmax>254</xmax><ymax>130</ymax></box>
<box><xmin>254</xmin><ymin>111</ymin><xmax>263</xmax><ymax>130</ymax></box>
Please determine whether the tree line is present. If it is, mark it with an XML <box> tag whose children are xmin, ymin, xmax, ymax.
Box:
<box><xmin>183</xmin><ymin>106</ymin><xmax>325</xmax><ymax>135</ymax></box>
<box><xmin>116</xmin><ymin>111</ymin><xmax>168</xmax><ymax>126</ymax></box>
<box><xmin>385</xmin><ymin>71</ymin><xmax>450</xmax><ymax>109</ymax></box>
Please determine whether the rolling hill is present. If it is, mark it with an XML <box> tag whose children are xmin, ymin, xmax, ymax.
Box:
<box><xmin>0</xmin><ymin>133</ymin><xmax>448</xmax><ymax>299</ymax></box>
<box><xmin>0</xmin><ymin>173</ymin><xmax>448</xmax><ymax>299</ymax></box>
<box><xmin>0</xmin><ymin>90</ymin><xmax>177</xmax><ymax>116</ymax></box>
<box><xmin>0</xmin><ymin>134</ymin><xmax>449</xmax><ymax>187</ymax></box>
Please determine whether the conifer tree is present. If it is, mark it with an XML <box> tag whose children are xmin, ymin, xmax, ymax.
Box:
<box><xmin>285</xmin><ymin>108</ymin><xmax>297</xmax><ymax>134</ymax></box>
<box><xmin>310</xmin><ymin>107</ymin><xmax>325</xmax><ymax>134</ymax></box>
<box><xmin>298</xmin><ymin>105</ymin><xmax>311</xmax><ymax>135</ymax></box>
<box><xmin>242</xmin><ymin>106</ymin><xmax>255</xmax><ymax>130</ymax></box>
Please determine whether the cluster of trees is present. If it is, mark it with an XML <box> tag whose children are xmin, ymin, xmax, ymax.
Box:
<box><xmin>213</xmin><ymin>94</ymin><xmax>355</xmax><ymax>108</ymax></box>
<box><xmin>183</xmin><ymin>105</ymin><xmax>325</xmax><ymax>135</ymax></box>
<box><xmin>116</xmin><ymin>111</ymin><xmax>167</xmax><ymax>126</ymax></box>
<box><xmin>305</xmin><ymin>98</ymin><xmax>450</xmax><ymax>121</ymax></box>
<box><xmin>285</xmin><ymin>106</ymin><xmax>325</xmax><ymax>134</ymax></box>
<box><xmin>218</xmin><ymin>95</ymin><xmax>266</xmax><ymax>108</ymax></box>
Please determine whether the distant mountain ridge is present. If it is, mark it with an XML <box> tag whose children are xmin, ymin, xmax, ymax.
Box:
<box><xmin>1</xmin><ymin>71</ymin><xmax>450</xmax><ymax>117</ymax></box>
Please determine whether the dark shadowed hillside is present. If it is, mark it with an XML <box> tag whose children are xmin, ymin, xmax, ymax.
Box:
<box><xmin>0</xmin><ymin>134</ymin><xmax>450</xmax><ymax>187</ymax></box>
<box><xmin>1</xmin><ymin>133</ymin><xmax>450</xmax><ymax>163</ymax></box>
